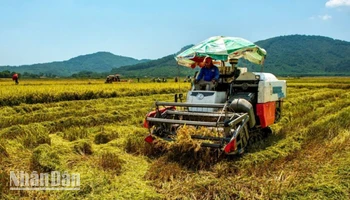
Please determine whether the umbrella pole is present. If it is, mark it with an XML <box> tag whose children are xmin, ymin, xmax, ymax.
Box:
<box><xmin>261</xmin><ymin>56</ymin><xmax>266</xmax><ymax>72</ymax></box>
<box><xmin>175</xmin><ymin>64</ymin><xmax>184</xmax><ymax>102</ymax></box>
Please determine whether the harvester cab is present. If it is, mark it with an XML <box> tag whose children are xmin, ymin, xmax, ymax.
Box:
<box><xmin>143</xmin><ymin>36</ymin><xmax>287</xmax><ymax>155</ymax></box>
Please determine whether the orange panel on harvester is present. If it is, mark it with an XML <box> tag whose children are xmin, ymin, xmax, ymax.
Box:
<box><xmin>256</xmin><ymin>102</ymin><xmax>276</xmax><ymax>128</ymax></box>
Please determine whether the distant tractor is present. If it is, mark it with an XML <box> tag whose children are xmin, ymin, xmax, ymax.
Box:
<box><xmin>105</xmin><ymin>74</ymin><xmax>121</xmax><ymax>83</ymax></box>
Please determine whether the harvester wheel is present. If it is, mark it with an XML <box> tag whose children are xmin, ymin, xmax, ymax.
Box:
<box><xmin>262</xmin><ymin>127</ymin><xmax>272</xmax><ymax>138</ymax></box>
<box><xmin>275</xmin><ymin>107</ymin><xmax>281</xmax><ymax>122</ymax></box>
<box><xmin>248</xmin><ymin>127</ymin><xmax>272</xmax><ymax>146</ymax></box>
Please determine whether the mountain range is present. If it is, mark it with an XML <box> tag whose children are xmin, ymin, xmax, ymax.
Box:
<box><xmin>1</xmin><ymin>35</ymin><xmax>350</xmax><ymax>77</ymax></box>
<box><xmin>0</xmin><ymin>52</ymin><xmax>149</xmax><ymax>77</ymax></box>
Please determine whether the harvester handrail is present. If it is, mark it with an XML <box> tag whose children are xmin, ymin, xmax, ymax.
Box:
<box><xmin>226</xmin><ymin>113</ymin><xmax>249</xmax><ymax>127</ymax></box>
<box><xmin>165</xmin><ymin>110</ymin><xmax>237</xmax><ymax>118</ymax></box>
<box><xmin>156</xmin><ymin>101</ymin><xmax>226</xmax><ymax>108</ymax></box>
<box><xmin>217</xmin><ymin>102</ymin><xmax>229</xmax><ymax>124</ymax></box>
<box><xmin>146</xmin><ymin>117</ymin><xmax>221</xmax><ymax>127</ymax></box>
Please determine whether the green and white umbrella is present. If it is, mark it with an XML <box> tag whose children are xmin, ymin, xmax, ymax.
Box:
<box><xmin>175</xmin><ymin>36</ymin><xmax>267</xmax><ymax>68</ymax></box>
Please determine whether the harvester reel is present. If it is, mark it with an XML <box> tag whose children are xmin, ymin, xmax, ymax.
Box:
<box><xmin>152</xmin><ymin>126</ymin><xmax>168</xmax><ymax>137</ymax></box>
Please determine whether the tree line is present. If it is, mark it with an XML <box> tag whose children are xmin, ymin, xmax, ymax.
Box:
<box><xmin>0</xmin><ymin>70</ymin><xmax>57</xmax><ymax>78</ymax></box>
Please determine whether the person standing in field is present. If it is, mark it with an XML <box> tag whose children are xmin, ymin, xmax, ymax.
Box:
<box><xmin>12</xmin><ymin>73</ymin><xmax>19</xmax><ymax>84</ymax></box>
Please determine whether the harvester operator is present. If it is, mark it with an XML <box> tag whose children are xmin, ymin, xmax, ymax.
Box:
<box><xmin>194</xmin><ymin>57</ymin><xmax>219</xmax><ymax>90</ymax></box>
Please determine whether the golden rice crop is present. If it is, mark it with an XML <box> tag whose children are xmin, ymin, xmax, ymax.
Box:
<box><xmin>0</xmin><ymin>77</ymin><xmax>349</xmax><ymax>199</ymax></box>
<box><xmin>0</xmin><ymin>79</ymin><xmax>189</xmax><ymax>106</ymax></box>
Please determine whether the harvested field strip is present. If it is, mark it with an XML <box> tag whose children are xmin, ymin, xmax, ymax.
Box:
<box><xmin>1</xmin><ymin>113</ymin><xmax>125</xmax><ymax>136</ymax></box>
<box><xmin>285</xmin><ymin>89</ymin><xmax>345</xmax><ymax>107</ymax></box>
<box><xmin>0</xmin><ymin>102</ymin><xmax>140</xmax><ymax>128</ymax></box>
<box><xmin>288</xmin><ymin>83</ymin><xmax>350</xmax><ymax>89</ymax></box>
<box><xmin>239</xmin><ymin>104</ymin><xmax>350</xmax><ymax>167</ymax></box>
<box><xmin>0</xmin><ymin>94</ymin><xmax>164</xmax><ymax>115</ymax></box>
<box><xmin>145</xmin><ymin>112</ymin><xmax>350</xmax><ymax>198</ymax></box>
<box><xmin>282</xmin><ymin>95</ymin><xmax>350</xmax><ymax>130</ymax></box>
<box><xmin>284</xmin><ymin>77</ymin><xmax>350</xmax><ymax>84</ymax></box>
<box><xmin>286</xmin><ymin>88</ymin><xmax>315</xmax><ymax>98</ymax></box>
<box><xmin>0</xmin><ymin>94</ymin><xmax>174</xmax><ymax>128</ymax></box>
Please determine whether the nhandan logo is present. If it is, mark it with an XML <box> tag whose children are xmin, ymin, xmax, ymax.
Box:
<box><xmin>10</xmin><ymin>171</ymin><xmax>80</xmax><ymax>191</ymax></box>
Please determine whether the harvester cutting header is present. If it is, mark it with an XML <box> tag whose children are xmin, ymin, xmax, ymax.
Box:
<box><xmin>144</xmin><ymin>36</ymin><xmax>286</xmax><ymax>155</ymax></box>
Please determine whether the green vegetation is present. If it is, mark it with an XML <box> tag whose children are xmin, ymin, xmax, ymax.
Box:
<box><xmin>111</xmin><ymin>54</ymin><xmax>196</xmax><ymax>77</ymax></box>
<box><xmin>247</xmin><ymin>35</ymin><xmax>350</xmax><ymax>76</ymax></box>
<box><xmin>0</xmin><ymin>70</ymin><xmax>18</xmax><ymax>78</ymax></box>
<box><xmin>112</xmin><ymin>35</ymin><xmax>350</xmax><ymax>77</ymax></box>
<box><xmin>0</xmin><ymin>52</ymin><xmax>148</xmax><ymax>77</ymax></box>
<box><xmin>2</xmin><ymin>35</ymin><xmax>350</xmax><ymax>78</ymax></box>
<box><xmin>0</xmin><ymin>78</ymin><xmax>349</xmax><ymax>199</ymax></box>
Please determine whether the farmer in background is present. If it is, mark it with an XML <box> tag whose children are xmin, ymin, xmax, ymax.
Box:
<box><xmin>194</xmin><ymin>57</ymin><xmax>219</xmax><ymax>90</ymax></box>
<box><xmin>12</xmin><ymin>73</ymin><xmax>19</xmax><ymax>84</ymax></box>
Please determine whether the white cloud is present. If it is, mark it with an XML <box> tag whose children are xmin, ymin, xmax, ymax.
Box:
<box><xmin>319</xmin><ymin>14</ymin><xmax>333</xmax><ymax>20</ymax></box>
<box><xmin>325</xmin><ymin>0</ymin><xmax>350</xmax><ymax>7</ymax></box>
<box><xmin>309</xmin><ymin>15</ymin><xmax>332</xmax><ymax>20</ymax></box>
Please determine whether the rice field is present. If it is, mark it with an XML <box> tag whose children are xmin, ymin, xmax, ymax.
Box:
<box><xmin>0</xmin><ymin>77</ymin><xmax>349</xmax><ymax>199</ymax></box>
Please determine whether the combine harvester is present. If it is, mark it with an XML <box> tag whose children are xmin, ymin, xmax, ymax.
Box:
<box><xmin>143</xmin><ymin>36</ymin><xmax>286</xmax><ymax>155</ymax></box>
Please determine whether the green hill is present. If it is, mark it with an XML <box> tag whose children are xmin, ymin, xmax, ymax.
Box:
<box><xmin>110</xmin><ymin>45</ymin><xmax>196</xmax><ymax>78</ymax></box>
<box><xmin>244</xmin><ymin>35</ymin><xmax>350</xmax><ymax>76</ymax></box>
<box><xmin>112</xmin><ymin>35</ymin><xmax>350</xmax><ymax>77</ymax></box>
<box><xmin>1</xmin><ymin>35</ymin><xmax>350</xmax><ymax>77</ymax></box>
<box><xmin>0</xmin><ymin>52</ymin><xmax>147</xmax><ymax>77</ymax></box>
<box><xmin>111</xmin><ymin>54</ymin><xmax>196</xmax><ymax>78</ymax></box>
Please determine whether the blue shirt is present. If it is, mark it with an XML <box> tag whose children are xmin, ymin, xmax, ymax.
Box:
<box><xmin>196</xmin><ymin>65</ymin><xmax>219</xmax><ymax>82</ymax></box>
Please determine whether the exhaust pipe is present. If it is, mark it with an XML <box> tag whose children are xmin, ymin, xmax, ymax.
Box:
<box><xmin>228</xmin><ymin>98</ymin><xmax>256</xmax><ymax>128</ymax></box>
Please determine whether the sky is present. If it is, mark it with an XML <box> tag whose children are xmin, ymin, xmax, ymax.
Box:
<box><xmin>1</xmin><ymin>0</ymin><xmax>350</xmax><ymax>66</ymax></box>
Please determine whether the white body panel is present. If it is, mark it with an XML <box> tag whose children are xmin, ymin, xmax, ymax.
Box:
<box><xmin>253</xmin><ymin>72</ymin><xmax>287</xmax><ymax>103</ymax></box>
<box><xmin>186</xmin><ymin>91</ymin><xmax>226</xmax><ymax>112</ymax></box>
<box><xmin>238</xmin><ymin>67</ymin><xmax>247</xmax><ymax>74</ymax></box>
